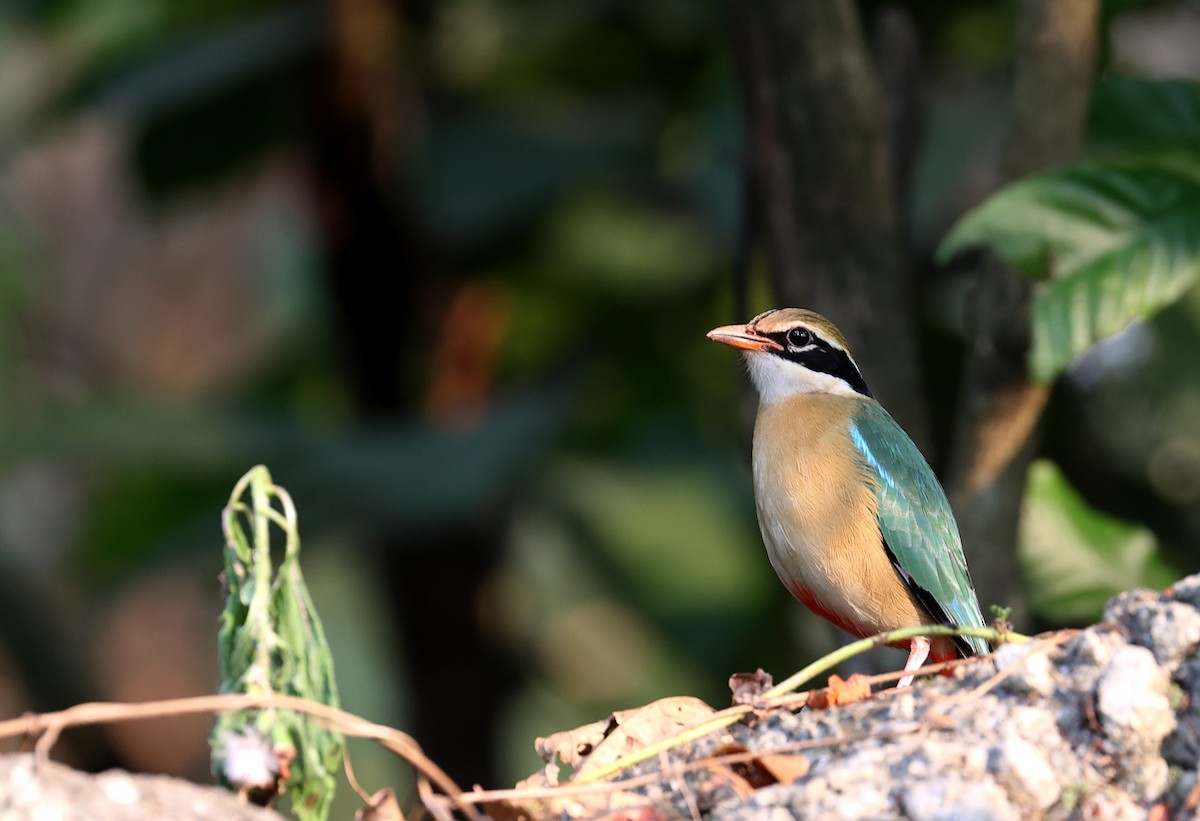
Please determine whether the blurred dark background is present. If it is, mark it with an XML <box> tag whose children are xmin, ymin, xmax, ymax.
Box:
<box><xmin>0</xmin><ymin>0</ymin><xmax>1197</xmax><ymax>811</ymax></box>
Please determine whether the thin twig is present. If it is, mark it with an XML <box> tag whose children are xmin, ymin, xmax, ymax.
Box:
<box><xmin>763</xmin><ymin>624</ymin><xmax>1027</xmax><ymax>699</ymax></box>
<box><xmin>460</xmin><ymin>725</ymin><xmax>926</xmax><ymax>807</ymax></box>
<box><xmin>853</xmin><ymin>654</ymin><xmax>989</xmax><ymax>696</ymax></box>
<box><xmin>931</xmin><ymin>629</ymin><xmax>1078</xmax><ymax>707</ymax></box>
<box><xmin>0</xmin><ymin>693</ymin><xmax>478</xmax><ymax>821</ymax></box>
<box><xmin>661</xmin><ymin>750</ymin><xmax>701</xmax><ymax>821</ymax></box>
<box><xmin>417</xmin><ymin>775</ymin><xmax>456</xmax><ymax>821</ymax></box>
<box><xmin>343</xmin><ymin>744</ymin><xmax>373</xmax><ymax>804</ymax></box>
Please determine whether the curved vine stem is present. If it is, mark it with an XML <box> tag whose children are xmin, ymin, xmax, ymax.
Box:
<box><xmin>571</xmin><ymin>623</ymin><xmax>1028</xmax><ymax>785</ymax></box>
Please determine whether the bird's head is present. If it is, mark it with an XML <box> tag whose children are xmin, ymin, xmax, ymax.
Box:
<box><xmin>707</xmin><ymin>308</ymin><xmax>873</xmax><ymax>403</ymax></box>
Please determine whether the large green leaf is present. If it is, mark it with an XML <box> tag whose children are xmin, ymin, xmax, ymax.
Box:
<box><xmin>1019</xmin><ymin>460</ymin><xmax>1176</xmax><ymax>625</ymax></box>
<box><xmin>1090</xmin><ymin>77</ymin><xmax>1200</xmax><ymax>153</ymax></box>
<box><xmin>938</xmin><ymin>156</ymin><xmax>1200</xmax><ymax>381</ymax></box>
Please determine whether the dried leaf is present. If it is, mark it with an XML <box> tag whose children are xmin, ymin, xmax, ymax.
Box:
<box><xmin>810</xmin><ymin>674</ymin><xmax>872</xmax><ymax>709</ymax></box>
<box><xmin>726</xmin><ymin>758</ymin><xmax>774</xmax><ymax>793</ymax></box>
<box><xmin>534</xmin><ymin>718</ymin><xmax>609</xmax><ymax>772</ymax></box>
<box><xmin>482</xmin><ymin>787</ymin><xmax>648</xmax><ymax>821</ymax></box>
<box><xmin>355</xmin><ymin>788</ymin><xmax>405</xmax><ymax>821</ymax></box>
<box><xmin>728</xmin><ymin>669</ymin><xmax>773</xmax><ymax>705</ymax></box>
<box><xmin>756</xmin><ymin>753</ymin><xmax>809</xmax><ymax>785</ymax></box>
<box><xmin>703</xmin><ymin>743</ymin><xmax>754</xmax><ymax>798</ymax></box>
<box><xmin>705</xmin><ymin>743</ymin><xmax>805</xmax><ymax>795</ymax></box>
<box><xmin>574</xmin><ymin>697</ymin><xmax>715</xmax><ymax>780</ymax></box>
<box><xmin>496</xmin><ymin>698</ymin><xmax>713</xmax><ymax>821</ymax></box>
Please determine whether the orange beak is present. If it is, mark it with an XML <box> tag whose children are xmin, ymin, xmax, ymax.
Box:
<box><xmin>706</xmin><ymin>323</ymin><xmax>783</xmax><ymax>352</ymax></box>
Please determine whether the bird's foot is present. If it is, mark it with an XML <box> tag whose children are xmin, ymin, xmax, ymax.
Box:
<box><xmin>897</xmin><ymin>635</ymin><xmax>931</xmax><ymax>688</ymax></box>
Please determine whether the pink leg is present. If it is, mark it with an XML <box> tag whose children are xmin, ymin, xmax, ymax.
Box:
<box><xmin>897</xmin><ymin>636</ymin><xmax>931</xmax><ymax>688</ymax></box>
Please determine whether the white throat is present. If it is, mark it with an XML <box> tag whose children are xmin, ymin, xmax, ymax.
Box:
<box><xmin>745</xmin><ymin>351</ymin><xmax>862</xmax><ymax>404</ymax></box>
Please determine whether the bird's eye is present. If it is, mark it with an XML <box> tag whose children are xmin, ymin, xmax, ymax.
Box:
<box><xmin>786</xmin><ymin>328</ymin><xmax>812</xmax><ymax>348</ymax></box>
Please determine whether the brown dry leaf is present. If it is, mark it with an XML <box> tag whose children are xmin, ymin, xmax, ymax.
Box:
<box><xmin>810</xmin><ymin>674</ymin><xmax>871</xmax><ymax>709</ymax></box>
<box><xmin>482</xmin><ymin>788</ymin><xmax>649</xmax><ymax>821</ymax></box>
<box><xmin>355</xmin><ymin>788</ymin><xmax>405</xmax><ymax>821</ymax></box>
<box><xmin>491</xmin><ymin>698</ymin><xmax>713</xmax><ymax>821</ymax></box>
<box><xmin>756</xmin><ymin>753</ymin><xmax>810</xmax><ymax>785</ymax></box>
<box><xmin>708</xmin><ymin>745</ymin><xmax>809</xmax><ymax>796</ymax></box>
<box><xmin>728</xmin><ymin>669</ymin><xmax>773</xmax><ymax>705</ymax></box>
<box><xmin>705</xmin><ymin>743</ymin><xmax>755</xmax><ymax>798</ymax></box>
<box><xmin>827</xmin><ymin>673</ymin><xmax>872</xmax><ymax>705</ymax></box>
<box><xmin>532</xmin><ymin>718</ymin><xmax>609</xmax><ymax>785</ymax></box>
<box><xmin>573</xmin><ymin>696</ymin><xmax>716</xmax><ymax>781</ymax></box>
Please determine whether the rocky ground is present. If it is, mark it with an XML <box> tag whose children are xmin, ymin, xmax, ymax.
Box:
<box><xmin>561</xmin><ymin>575</ymin><xmax>1200</xmax><ymax>820</ymax></box>
<box><xmin>0</xmin><ymin>753</ymin><xmax>286</xmax><ymax>820</ymax></box>
<box><xmin>4</xmin><ymin>576</ymin><xmax>1200</xmax><ymax>820</ymax></box>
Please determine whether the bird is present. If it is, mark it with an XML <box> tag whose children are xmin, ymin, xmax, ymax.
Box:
<box><xmin>707</xmin><ymin>308</ymin><xmax>988</xmax><ymax>686</ymax></box>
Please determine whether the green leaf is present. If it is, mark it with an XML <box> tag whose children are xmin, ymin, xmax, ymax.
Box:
<box><xmin>211</xmin><ymin>466</ymin><xmax>342</xmax><ymax>821</ymax></box>
<box><xmin>938</xmin><ymin>156</ymin><xmax>1200</xmax><ymax>381</ymax></box>
<box><xmin>1090</xmin><ymin>77</ymin><xmax>1200</xmax><ymax>153</ymax></box>
<box><xmin>1019</xmin><ymin>460</ymin><xmax>1176</xmax><ymax>624</ymax></box>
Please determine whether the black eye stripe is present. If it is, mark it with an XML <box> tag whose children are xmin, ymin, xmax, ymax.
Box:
<box><xmin>765</xmin><ymin>330</ymin><xmax>873</xmax><ymax>398</ymax></box>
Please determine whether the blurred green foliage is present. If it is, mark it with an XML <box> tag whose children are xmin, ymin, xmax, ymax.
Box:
<box><xmin>1020</xmin><ymin>460</ymin><xmax>1175</xmax><ymax>624</ymax></box>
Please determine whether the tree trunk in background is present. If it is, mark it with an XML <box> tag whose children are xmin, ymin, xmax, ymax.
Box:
<box><xmin>727</xmin><ymin>0</ymin><xmax>928</xmax><ymax>447</ymax></box>
<box><xmin>947</xmin><ymin>0</ymin><xmax>1100</xmax><ymax>625</ymax></box>
<box><xmin>309</xmin><ymin>0</ymin><xmax>508</xmax><ymax>788</ymax></box>
<box><xmin>730</xmin><ymin>0</ymin><xmax>1102</xmax><ymax>629</ymax></box>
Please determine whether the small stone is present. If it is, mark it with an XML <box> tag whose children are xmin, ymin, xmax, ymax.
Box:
<box><xmin>1095</xmin><ymin>644</ymin><xmax>1176</xmax><ymax>800</ymax></box>
<box><xmin>1176</xmin><ymin>658</ymin><xmax>1200</xmax><ymax>686</ymax></box>
<box><xmin>962</xmin><ymin>746</ymin><xmax>989</xmax><ymax>778</ymax></box>
<box><xmin>1075</xmin><ymin>786</ymin><xmax>1143</xmax><ymax>821</ymax></box>
<box><xmin>1105</xmin><ymin>592</ymin><xmax>1200</xmax><ymax>668</ymax></box>
<box><xmin>993</xmin><ymin>643</ymin><xmax>1057</xmax><ymax>698</ymax></box>
<box><xmin>98</xmin><ymin>771</ymin><xmax>141</xmax><ymax>805</ymax></box>
<box><xmin>1162</xmin><ymin>715</ymin><xmax>1200</xmax><ymax>768</ymax></box>
<box><xmin>900</xmin><ymin>753</ymin><xmax>928</xmax><ymax>778</ymax></box>
<box><xmin>1062</xmin><ymin>629</ymin><xmax>1123</xmax><ymax>675</ymax></box>
<box><xmin>901</xmin><ymin>777</ymin><xmax>1020</xmax><ymax>821</ymax></box>
<box><xmin>1103</xmin><ymin>588</ymin><xmax>1161</xmax><ymax>622</ymax></box>
<box><xmin>755</xmin><ymin>807</ymin><xmax>794</xmax><ymax>821</ymax></box>
<box><xmin>989</xmin><ymin>730</ymin><xmax>1060</xmax><ymax>811</ymax></box>
<box><xmin>1168</xmin><ymin>574</ymin><xmax>1200</xmax><ymax>608</ymax></box>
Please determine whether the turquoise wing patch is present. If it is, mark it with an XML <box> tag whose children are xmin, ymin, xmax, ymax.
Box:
<box><xmin>850</xmin><ymin>402</ymin><xmax>988</xmax><ymax>655</ymax></box>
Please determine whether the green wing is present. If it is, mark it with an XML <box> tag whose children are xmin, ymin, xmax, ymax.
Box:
<box><xmin>849</xmin><ymin>401</ymin><xmax>988</xmax><ymax>655</ymax></box>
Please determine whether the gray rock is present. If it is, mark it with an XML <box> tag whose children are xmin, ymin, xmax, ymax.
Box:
<box><xmin>1075</xmin><ymin>786</ymin><xmax>1144</xmax><ymax>821</ymax></box>
<box><xmin>1169</xmin><ymin>575</ymin><xmax>1200</xmax><ymax>608</ymax></box>
<box><xmin>1095</xmin><ymin>644</ymin><xmax>1176</xmax><ymax>801</ymax></box>
<box><xmin>1163</xmin><ymin>715</ymin><xmax>1200</xmax><ymax>768</ymax></box>
<box><xmin>989</xmin><ymin>729</ymin><xmax>1061</xmax><ymax>812</ymax></box>
<box><xmin>901</xmin><ymin>777</ymin><xmax>1020</xmax><ymax>821</ymax></box>
<box><xmin>0</xmin><ymin>754</ymin><xmax>285</xmax><ymax>821</ymax></box>
<box><xmin>1105</xmin><ymin>590</ymin><xmax>1200</xmax><ymax>668</ymax></box>
<box><xmin>993</xmin><ymin>642</ymin><xmax>1058</xmax><ymax>698</ymax></box>
<box><xmin>558</xmin><ymin>572</ymin><xmax>1200</xmax><ymax>821</ymax></box>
